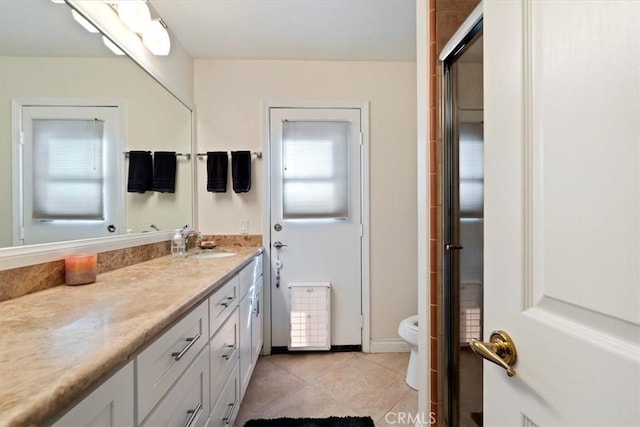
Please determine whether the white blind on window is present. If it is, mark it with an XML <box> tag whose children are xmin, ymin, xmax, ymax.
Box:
<box><xmin>459</xmin><ymin>122</ymin><xmax>484</xmax><ymax>218</ymax></box>
<box><xmin>32</xmin><ymin>119</ymin><xmax>105</xmax><ymax>220</ymax></box>
<box><xmin>282</xmin><ymin>121</ymin><xmax>349</xmax><ymax>219</ymax></box>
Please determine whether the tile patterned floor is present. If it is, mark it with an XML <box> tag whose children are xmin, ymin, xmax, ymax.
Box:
<box><xmin>234</xmin><ymin>352</ymin><xmax>418</xmax><ymax>427</ymax></box>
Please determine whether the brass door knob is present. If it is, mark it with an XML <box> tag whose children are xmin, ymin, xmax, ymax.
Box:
<box><xmin>470</xmin><ymin>330</ymin><xmax>518</xmax><ymax>377</ymax></box>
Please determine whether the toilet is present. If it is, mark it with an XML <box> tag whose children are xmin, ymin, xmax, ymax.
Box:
<box><xmin>398</xmin><ymin>315</ymin><xmax>419</xmax><ymax>390</ymax></box>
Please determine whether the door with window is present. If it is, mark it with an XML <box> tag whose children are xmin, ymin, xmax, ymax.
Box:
<box><xmin>269</xmin><ymin>107</ymin><xmax>363</xmax><ymax>349</ymax></box>
<box><xmin>481</xmin><ymin>1</ymin><xmax>639</xmax><ymax>425</ymax></box>
<box><xmin>19</xmin><ymin>105</ymin><xmax>123</xmax><ymax>245</ymax></box>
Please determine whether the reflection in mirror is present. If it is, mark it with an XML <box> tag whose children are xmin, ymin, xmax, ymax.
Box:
<box><xmin>0</xmin><ymin>0</ymin><xmax>192</xmax><ymax>249</ymax></box>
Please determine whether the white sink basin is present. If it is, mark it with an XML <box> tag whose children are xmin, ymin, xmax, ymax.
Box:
<box><xmin>189</xmin><ymin>252</ymin><xmax>236</xmax><ymax>259</ymax></box>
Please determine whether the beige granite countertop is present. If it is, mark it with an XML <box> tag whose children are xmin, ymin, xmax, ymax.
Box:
<box><xmin>0</xmin><ymin>246</ymin><xmax>263</xmax><ymax>427</ymax></box>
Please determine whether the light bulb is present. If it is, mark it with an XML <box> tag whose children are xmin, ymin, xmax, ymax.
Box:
<box><xmin>142</xmin><ymin>20</ymin><xmax>171</xmax><ymax>56</ymax></box>
<box><xmin>117</xmin><ymin>1</ymin><xmax>151</xmax><ymax>34</ymax></box>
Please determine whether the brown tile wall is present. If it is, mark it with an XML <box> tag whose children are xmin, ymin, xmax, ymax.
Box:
<box><xmin>0</xmin><ymin>235</ymin><xmax>263</xmax><ymax>302</ymax></box>
<box><xmin>430</xmin><ymin>0</ymin><xmax>480</xmax><ymax>424</ymax></box>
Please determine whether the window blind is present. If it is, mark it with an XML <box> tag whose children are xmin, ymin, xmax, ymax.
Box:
<box><xmin>282</xmin><ymin>121</ymin><xmax>349</xmax><ymax>219</ymax></box>
<box><xmin>32</xmin><ymin>119</ymin><xmax>105</xmax><ymax>220</ymax></box>
<box><xmin>459</xmin><ymin>122</ymin><xmax>484</xmax><ymax>218</ymax></box>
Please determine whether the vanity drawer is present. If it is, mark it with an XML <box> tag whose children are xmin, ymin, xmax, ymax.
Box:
<box><xmin>208</xmin><ymin>362</ymin><xmax>239</xmax><ymax>427</ymax></box>
<box><xmin>209</xmin><ymin>276</ymin><xmax>238</xmax><ymax>337</ymax></box>
<box><xmin>238</xmin><ymin>254</ymin><xmax>262</xmax><ymax>298</ymax></box>
<box><xmin>53</xmin><ymin>362</ymin><xmax>133</xmax><ymax>427</ymax></box>
<box><xmin>210</xmin><ymin>308</ymin><xmax>239</xmax><ymax>407</ymax></box>
<box><xmin>137</xmin><ymin>300</ymin><xmax>208</xmax><ymax>422</ymax></box>
<box><xmin>141</xmin><ymin>346</ymin><xmax>209</xmax><ymax>427</ymax></box>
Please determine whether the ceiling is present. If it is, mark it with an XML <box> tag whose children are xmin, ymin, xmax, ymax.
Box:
<box><xmin>0</xmin><ymin>0</ymin><xmax>111</xmax><ymax>57</ymax></box>
<box><xmin>0</xmin><ymin>0</ymin><xmax>416</xmax><ymax>62</ymax></box>
<box><xmin>149</xmin><ymin>0</ymin><xmax>416</xmax><ymax>61</ymax></box>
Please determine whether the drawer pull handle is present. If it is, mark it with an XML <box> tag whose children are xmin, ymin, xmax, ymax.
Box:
<box><xmin>184</xmin><ymin>402</ymin><xmax>203</xmax><ymax>427</ymax></box>
<box><xmin>171</xmin><ymin>332</ymin><xmax>201</xmax><ymax>361</ymax></box>
<box><xmin>222</xmin><ymin>399</ymin><xmax>238</xmax><ymax>425</ymax></box>
<box><xmin>220</xmin><ymin>295</ymin><xmax>236</xmax><ymax>308</ymax></box>
<box><xmin>222</xmin><ymin>344</ymin><xmax>236</xmax><ymax>360</ymax></box>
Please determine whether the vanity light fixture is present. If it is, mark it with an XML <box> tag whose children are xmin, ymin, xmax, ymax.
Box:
<box><xmin>116</xmin><ymin>0</ymin><xmax>152</xmax><ymax>34</ymax></box>
<box><xmin>66</xmin><ymin>1</ymin><xmax>171</xmax><ymax>57</ymax></box>
<box><xmin>71</xmin><ymin>9</ymin><xmax>100</xmax><ymax>33</ymax></box>
<box><xmin>141</xmin><ymin>19</ymin><xmax>170</xmax><ymax>56</ymax></box>
<box><xmin>102</xmin><ymin>36</ymin><xmax>126</xmax><ymax>55</ymax></box>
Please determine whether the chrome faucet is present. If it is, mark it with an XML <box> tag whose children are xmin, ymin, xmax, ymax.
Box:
<box><xmin>180</xmin><ymin>226</ymin><xmax>203</xmax><ymax>251</ymax></box>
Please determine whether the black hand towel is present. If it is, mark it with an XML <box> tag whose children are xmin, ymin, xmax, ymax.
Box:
<box><xmin>206</xmin><ymin>151</ymin><xmax>228</xmax><ymax>192</ymax></box>
<box><xmin>231</xmin><ymin>151</ymin><xmax>252</xmax><ymax>193</ymax></box>
<box><xmin>127</xmin><ymin>151</ymin><xmax>153</xmax><ymax>193</ymax></box>
<box><xmin>152</xmin><ymin>151</ymin><xmax>177</xmax><ymax>193</ymax></box>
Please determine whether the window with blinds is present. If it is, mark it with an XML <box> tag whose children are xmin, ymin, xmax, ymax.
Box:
<box><xmin>32</xmin><ymin>119</ymin><xmax>105</xmax><ymax>220</ymax></box>
<box><xmin>282</xmin><ymin>121</ymin><xmax>349</xmax><ymax>220</ymax></box>
<box><xmin>459</xmin><ymin>122</ymin><xmax>484</xmax><ymax>218</ymax></box>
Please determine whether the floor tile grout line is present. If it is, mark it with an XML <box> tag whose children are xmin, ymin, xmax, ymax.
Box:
<box><xmin>237</xmin><ymin>358</ymin><xmax>307</xmax><ymax>417</ymax></box>
<box><xmin>267</xmin><ymin>352</ymin><xmax>360</xmax><ymax>386</ymax></box>
<box><xmin>353</xmin><ymin>352</ymin><xmax>411</xmax><ymax>376</ymax></box>
<box><xmin>238</xmin><ymin>352</ymin><xmax>417</xmax><ymax>425</ymax></box>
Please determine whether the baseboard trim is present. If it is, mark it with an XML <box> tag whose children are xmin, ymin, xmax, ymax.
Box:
<box><xmin>369</xmin><ymin>339</ymin><xmax>411</xmax><ymax>353</ymax></box>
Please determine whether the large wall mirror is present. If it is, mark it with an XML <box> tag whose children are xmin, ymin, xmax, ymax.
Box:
<box><xmin>0</xmin><ymin>0</ymin><xmax>193</xmax><ymax>251</ymax></box>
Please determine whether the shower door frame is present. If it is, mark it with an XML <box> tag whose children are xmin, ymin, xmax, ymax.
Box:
<box><xmin>441</xmin><ymin>16</ymin><xmax>483</xmax><ymax>427</ymax></box>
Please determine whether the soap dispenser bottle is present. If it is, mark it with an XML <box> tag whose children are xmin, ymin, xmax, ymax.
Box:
<box><xmin>171</xmin><ymin>229</ymin><xmax>185</xmax><ymax>259</ymax></box>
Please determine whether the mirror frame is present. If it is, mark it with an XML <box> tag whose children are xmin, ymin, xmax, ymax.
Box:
<box><xmin>0</xmin><ymin>0</ymin><xmax>195</xmax><ymax>270</ymax></box>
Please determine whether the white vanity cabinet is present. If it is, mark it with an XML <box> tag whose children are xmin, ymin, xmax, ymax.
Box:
<box><xmin>206</xmin><ymin>270</ymin><xmax>242</xmax><ymax>427</ymax></box>
<box><xmin>251</xmin><ymin>277</ymin><xmax>264</xmax><ymax>366</ymax></box>
<box><xmin>238</xmin><ymin>255</ymin><xmax>264</xmax><ymax>398</ymax></box>
<box><xmin>207</xmin><ymin>362</ymin><xmax>240</xmax><ymax>427</ymax></box>
<box><xmin>140</xmin><ymin>347</ymin><xmax>210</xmax><ymax>427</ymax></box>
<box><xmin>209</xmin><ymin>276</ymin><xmax>239</xmax><ymax>336</ymax></box>
<box><xmin>137</xmin><ymin>300</ymin><xmax>209</xmax><ymax>423</ymax></box>
<box><xmin>209</xmin><ymin>308</ymin><xmax>239</xmax><ymax>402</ymax></box>
<box><xmin>50</xmin><ymin>253</ymin><xmax>263</xmax><ymax>427</ymax></box>
<box><xmin>52</xmin><ymin>362</ymin><xmax>134</xmax><ymax>427</ymax></box>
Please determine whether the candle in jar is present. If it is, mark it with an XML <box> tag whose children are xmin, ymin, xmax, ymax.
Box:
<box><xmin>64</xmin><ymin>254</ymin><xmax>98</xmax><ymax>286</ymax></box>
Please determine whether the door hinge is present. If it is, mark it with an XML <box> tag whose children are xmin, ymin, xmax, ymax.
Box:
<box><xmin>360</xmin><ymin>315</ymin><xmax>364</xmax><ymax>328</ymax></box>
<box><xmin>359</xmin><ymin>224</ymin><xmax>363</xmax><ymax>237</ymax></box>
<box><xmin>359</xmin><ymin>132</ymin><xmax>363</xmax><ymax>146</ymax></box>
<box><xmin>19</xmin><ymin>226</ymin><xmax>25</xmax><ymax>242</ymax></box>
<box><xmin>19</xmin><ymin>131</ymin><xmax>24</xmax><ymax>145</ymax></box>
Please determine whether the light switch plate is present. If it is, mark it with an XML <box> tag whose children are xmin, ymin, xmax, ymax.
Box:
<box><xmin>240</xmin><ymin>219</ymin><xmax>248</xmax><ymax>234</ymax></box>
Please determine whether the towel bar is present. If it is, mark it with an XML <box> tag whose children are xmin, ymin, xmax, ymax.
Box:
<box><xmin>123</xmin><ymin>151</ymin><xmax>191</xmax><ymax>160</ymax></box>
<box><xmin>196</xmin><ymin>151</ymin><xmax>262</xmax><ymax>159</ymax></box>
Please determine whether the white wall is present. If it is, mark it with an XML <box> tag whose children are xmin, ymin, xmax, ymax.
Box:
<box><xmin>0</xmin><ymin>56</ymin><xmax>192</xmax><ymax>247</ymax></box>
<box><xmin>194</xmin><ymin>59</ymin><xmax>417</xmax><ymax>341</ymax></box>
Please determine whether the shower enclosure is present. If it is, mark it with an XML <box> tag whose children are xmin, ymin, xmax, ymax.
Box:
<box><xmin>441</xmin><ymin>10</ymin><xmax>484</xmax><ymax>427</ymax></box>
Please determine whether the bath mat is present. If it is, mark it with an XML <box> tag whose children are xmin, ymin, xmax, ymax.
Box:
<box><xmin>244</xmin><ymin>416</ymin><xmax>374</xmax><ymax>427</ymax></box>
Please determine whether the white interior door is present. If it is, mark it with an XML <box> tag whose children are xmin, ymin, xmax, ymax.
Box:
<box><xmin>269</xmin><ymin>107</ymin><xmax>363</xmax><ymax>349</ymax></box>
<box><xmin>19</xmin><ymin>105</ymin><xmax>123</xmax><ymax>245</ymax></box>
<box><xmin>482</xmin><ymin>1</ymin><xmax>640</xmax><ymax>425</ymax></box>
